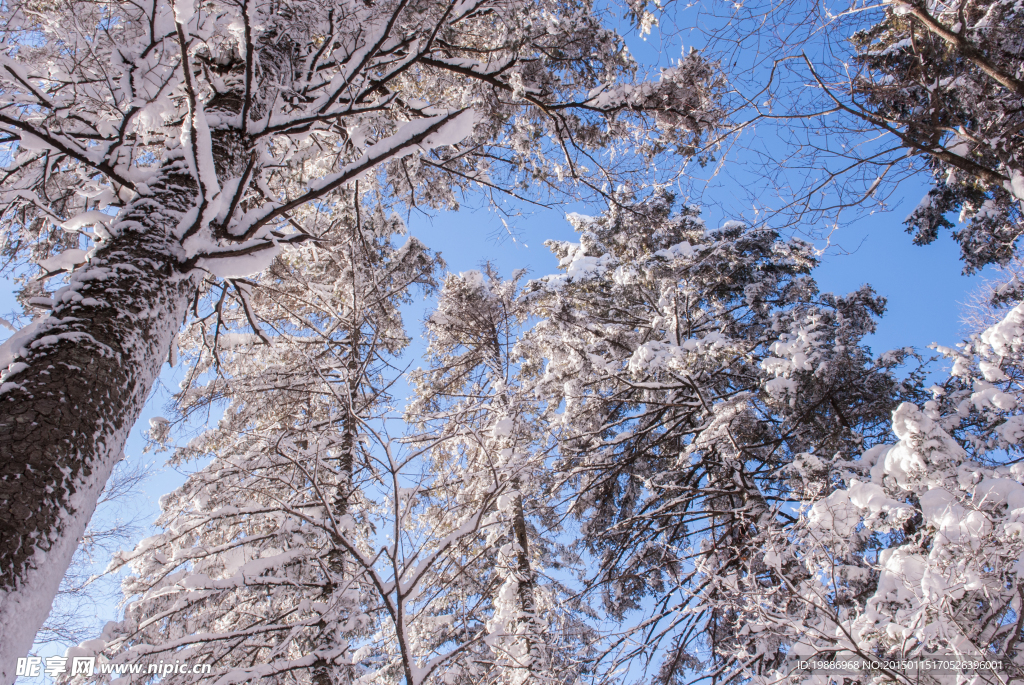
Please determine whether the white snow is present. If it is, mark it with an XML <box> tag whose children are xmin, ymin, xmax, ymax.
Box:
<box><xmin>0</xmin><ymin>317</ymin><xmax>55</xmax><ymax>385</ymax></box>
<box><xmin>459</xmin><ymin>269</ymin><xmax>485</xmax><ymax>289</ymax></box>
<box><xmin>197</xmin><ymin>244</ymin><xmax>281</xmax><ymax>279</ymax></box>
<box><xmin>1006</xmin><ymin>170</ymin><xmax>1024</xmax><ymax>202</ymax></box>
<box><xmin>980</xmin><ymin>301</ymin><xmax>1024</xmax><ymax>357</ymax></box>
<box><xmin>17</xmin><ymin>131</ymin><xmax>59</xmax><ymax>152</ymax></box>
<box><xmin>653</xmin><ymin>241</ymin><xmax>694</xmax><ymax>260</ymax></box>
<box><xmin>61</xmin><ymin>210</ymin><xmax>116</xmax><ymax>235</ymax></box>
<box><xmin>807</xmin><ymin>489</ymin><xmax>859</xmax><ymax>535</ymax></box>
<box><xmin>37</xmin><ymin>248</ymin><xmax>89</xmax><ymax>273</ymax></box>
<box><xmin>173</xmin><ymin>0</ymin><xmax>194</xmax><ymax>24</ymax></box>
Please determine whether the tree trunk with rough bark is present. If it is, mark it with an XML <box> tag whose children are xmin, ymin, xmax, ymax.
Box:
<box><xmin>0</xmin><ymin>174</ymin><xmax>198</xmax><ymax>684</ymax></box>
<box><xmin>314</xmin><ymin>321</ymin><xmax>361</xmax><ymax>685</ymax></box>
<box><xmin>510</xmin><ymin>488</ymin><xmax>540</xmax><ymax>679</ymax></box>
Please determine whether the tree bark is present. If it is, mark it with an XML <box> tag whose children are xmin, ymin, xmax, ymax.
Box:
<box><xmin>0</xmin><ymin>177</ymin><xmax>198</xmax><ymax>683</ymax></box>
<box><xmin>314</xmin><ymin>321</ymin><xmax>361</xmax><ymax>685</ymax></box>
<box><xmin>510</xmin><ymin>489</ymin><xmax>540</xmax><ymax>678</ymax></box>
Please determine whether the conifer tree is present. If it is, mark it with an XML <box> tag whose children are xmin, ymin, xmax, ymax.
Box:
<box><xmin>700</xmin><ymin>300</ymin><xmax>1024</xmax><ymax>685</ymax></box>
<box><xmin>517</xmin><ymin>194</ymin><xmax>916</xmax><ymax>682</ymax></box>
<box><xmin>67</xmin><ymin>198</ymin><xmax>445</xmax><ymax>684</ymax></box>
<box><xmin>409</xmin><ymin>267</ymin><xmax>596</xmax><ymax>684</ymax></box>
<box><xmin>0</xmin><ymin>0</ymin><xmax>722</xmax><ymax>660</ymax></box>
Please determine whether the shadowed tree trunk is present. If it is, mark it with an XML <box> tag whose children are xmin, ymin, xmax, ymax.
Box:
<box><xmin>0</xmin><ymin>171</ymin><xmax>199</xmax><ymax>683</ymax></box>
<box><xmin>509</xmin><ymin>488</ymin><xmax>541</xmax><ymax>679</ymax></box>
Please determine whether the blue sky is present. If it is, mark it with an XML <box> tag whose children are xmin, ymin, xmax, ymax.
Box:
<box><xmin>407</xmin><ymin>183</ymin><xmax>986</xmax><ymax>353</ymax></box>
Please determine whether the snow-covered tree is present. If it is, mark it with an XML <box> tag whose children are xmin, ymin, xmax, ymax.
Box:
<box><xmin>64</xmin><ymin>193</ymin><xmax>961</xmax><ymax>684</ymax></box>
<box><xmin>408</xmin><ymin>267</ymin><xmax>597</xmax><ymax>684</ymax></box>
<box><xmin>37</xmin><ymin>459</ymin><xmax>153</xmax><ymax>650</ymax></box>
<box><xmin>848</xmin><ymin>0</ymin><xmax>1024</xmax><ymax>271</ymax></box>
<box><xmin>701</xmin><ymin>299</ymin><xmax>1024</xmax><ymax>685</ymax></box>
<box><xmin>70</xmin><ymin>203</ymin><xmax>591</xmax><ymax>685</ymax></box>
<box><xmin>0</xmin><ymin>0</ymin><xmax>724</xmax><ymax>667</ymax></box>
<box><xmin>515</xmin><ymin>194</ymin><xmax>917</xmax><ymax>682</ymax></box>
<box><xmin>619</xmin><ymin>0</ymin><xmax>1024</xmax><ymax>270</ymax></box>
<box><xmin>63</xmin><ymin>202</ymin><xmax>450</xmax><ymax>684</ymax></box>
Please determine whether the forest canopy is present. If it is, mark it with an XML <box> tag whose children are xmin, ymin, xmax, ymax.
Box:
<box><xmin>2</xmin><ymin>0</ymin><xmax>1024</xmax><ymax>683</ymax></box>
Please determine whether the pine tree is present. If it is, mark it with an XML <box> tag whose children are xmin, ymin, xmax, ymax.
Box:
<box><xmin>702</xmin><ymin>299</ymin><xmax>1024</xmax><ymax>685</ymax></box>
<box><xmin>851</xmin><ymin>0</ymin><xmax>1024</xmax><ymax>270</ymax></box>
<box><xmin>72</xmin><ymin>204</ymin><xmax>600</xmax><ymax>684</ymax></box>
<box><xmin>408</xmin><ymin>267</ymin><xmax>597</xmax><ymax>684</ymax></box>
<box><xmin>67</xmin><ymin>199</ymin><xmax>445</xmax><ymax>684</ymax></box>
<box><xmin>516</xmin><ymin>193</ymin><xmax>916</xmax><ymax>682</ymax></box>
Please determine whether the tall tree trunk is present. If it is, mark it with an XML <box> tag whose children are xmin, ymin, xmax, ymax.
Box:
<box><xmin>0</xmin><ymin>177</ymin><xmax>198</xmax><ymax>683</ymax></box>
<box><xmin>509</xmin><ymin>488</ymin><xmax>541</xmax><ymax>680</ymax></box>
<box><xmin>314</xmin><ymin>313</ymin><xmax>361</xmax><ymax>685</ymax></box>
